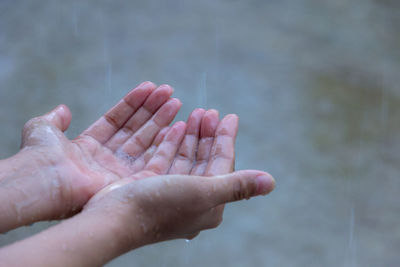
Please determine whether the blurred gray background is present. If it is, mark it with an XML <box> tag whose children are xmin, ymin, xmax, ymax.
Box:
<box><xmin>1</xmin><ymin>0</ymin><xmax>400</xmax><ymax>266</ymax></box>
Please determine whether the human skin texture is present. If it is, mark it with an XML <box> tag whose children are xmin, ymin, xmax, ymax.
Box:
<box><xmin>0</xmin><ymin>81</ymin><xmax>275</xmax><ymax>266</ymax></box>
<box><xmin>0</xmin><ymin>81</ymin><xmax>185</xmax><ymax>232</ymax></box>
<box><xmin>0</xmin><ymin>106</ymin><xmax>275</xmax><ymax>266</ymax></box>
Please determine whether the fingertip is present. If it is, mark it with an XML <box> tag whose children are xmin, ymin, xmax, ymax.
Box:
<box><xmin>159</xmin><ymin>121</ymin><xmax>186</xmax><ymax>146</ymax></box>
<box><xmin>139</xmin><ymin>81</ymin><xmax>157</xmax><ymax>90</ymax></box>
<box><xmin>216</xmin><ymin>170</ymin><xmax>275</xmax><ymax>203</ymax></box>
<box><xmin>206</xmin><ymin>109</ymin><xmax>219</xmax><ymax>118</ymax></box>
<box><xmin>173</xmin><ymin>120</ymin><xmax>187</xmax><ymax>129</ymax></box>
<box><xmin>55</xmin><ymin>104</ymin><xmax>71</xmax><ymax>116</ymax></box>
<box><xmin>171</xmin><ymin>98</ymin><xmax>182</xmax><ymax>107</ymax></box>
<box><xmin>167</xmin><ymin>121</ymin><xmax>187</xmax><ymax>137</ymax></box>
<box><xmin>255</xmin><ymin>172</ymin><xmax>275</xmax><ymax>195</ymax></box>
<box><xmin>201</xmin><ymin>109</ymin><xmax>220</xmax><ymax>137</ymax></box>
<box><xmin>224</xmin><ymin>113</ymin><xmax>239</xmax><ymax>123</ymax></box>
<box><xmin>216</xmin><ymin>113</ymin><xmax>239</xmax><ymax>137</ymax></box>
<box><xmin>158</xmin><ymin>84</ymin><xmax>174</xmax><ymax>95</ymax></box>
<box><xmin>187</xmin><ymin>108</ymin><xmax>206</xmax><ymax>124</ymax></box>
<box><xmin>52</xmin><ymin>104</ymin><xmax>72</xmax><ymax>131</ymax></box>
<box><xmin>186</xmin><ymin>108</ymin><xmax>206</xmax><ymax>135</ymax></box>
<box><xmin>192</xmin><ymin>108</ymin><xmax>206</xmax><ymax>116</ymax></box>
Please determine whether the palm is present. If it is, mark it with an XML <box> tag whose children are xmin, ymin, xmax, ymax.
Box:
<box><xmin>21</xmin><ymin>82</ymin><xmax>183</xmax><ymax>210</ymax></box>
<box><xmin>94</xmin><ymin>107</ymin><xmax>239</xmax><ymax>205</ymax></box>
<box><xmin>70</xmin><ymin>82</ymin><xmax>181</xmax><ymax>193</ymax></box>
<box><xmin>21</xmin><ymin>81</ymin><xmax>238</xmax><ymax>217</ymax></box>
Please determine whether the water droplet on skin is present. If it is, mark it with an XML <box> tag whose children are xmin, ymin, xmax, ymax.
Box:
<box><xmin>115</xmin><ymin>150</ymin><xmax>136</xmax><ymax>165</ymax></box>
<box><xmin>140</xmin><ymin>223</ymin><xmax>148</xmax><ymax>234</ymax></box>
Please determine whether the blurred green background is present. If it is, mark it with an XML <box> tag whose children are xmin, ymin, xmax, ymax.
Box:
<box><xmin>1</xmin><ymin>0</ymin><xmax>399</xmax><ymax>266</ymax></box>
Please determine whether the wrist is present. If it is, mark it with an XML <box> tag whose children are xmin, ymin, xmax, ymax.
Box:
<box><xmin>83</xmin><ymin>194</ymin><xmax>147</xmax><ymax>254</ymax></box>
<box><xmin>0</xmin><ymin>209</ymin><xmax>136</xmax><ymax>266</ymax></box>
<box><xmin>0</xmin><ymin>149</ymin><xmax>67</xmax><ymax>231</ymax></box>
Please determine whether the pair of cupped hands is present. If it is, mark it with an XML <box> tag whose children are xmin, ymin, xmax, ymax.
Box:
<box><xmin>3</xmin><ymin>81</ymin><xmax>275</xmax><ymax>246</ymax></box>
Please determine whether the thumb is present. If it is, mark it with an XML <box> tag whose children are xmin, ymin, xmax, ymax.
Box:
<box><xmin>41</xmin><ymin>104</ymin><xmax>72</xmax><ymax>132</ymax></box>
<box><xmin>208</xmin><ymin>170</ymin><xmax>275</xmax><ymax>205</ymax></box>
<box><xmin>21</xmin><ymin>105</ymin><xmax>72</xmax><ymax>147</ymax></box>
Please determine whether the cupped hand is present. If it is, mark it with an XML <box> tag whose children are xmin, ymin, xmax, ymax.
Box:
<box><xmin>84</xmin><ymin>109</ymin><xmax>275</xmax><ymax>247</ymax></box>
<box><xmin>85</xmin><ymin>170</ymin><xmax>275</xmax><ymax>249</ymax></box>
<box><xmin>18</xmin><ymin>82</ymin><xmax>182</xmax><ymax>219</ymax></box>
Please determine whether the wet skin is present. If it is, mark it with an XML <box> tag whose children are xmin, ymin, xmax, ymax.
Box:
<box><xmin>0</xmin><ymin>81</ymin><xmax>185</xmax><ymax>231</ymax></box>
<box><xmin>0</xmin><ymin>81</ymin><xmax>275</xmax><ymax>266</ymax></box>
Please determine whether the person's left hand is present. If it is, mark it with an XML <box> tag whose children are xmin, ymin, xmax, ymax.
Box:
<box><xmin>0</xmin><ymin>82</ymin><xmax>187</xmax><ymax>230</ymax></box>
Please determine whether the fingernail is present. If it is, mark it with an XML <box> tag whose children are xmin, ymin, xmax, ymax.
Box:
<box><xmin>256</xmin><ymin>175</ymin><xmax>275</xmax><ymax>195</ymax></box>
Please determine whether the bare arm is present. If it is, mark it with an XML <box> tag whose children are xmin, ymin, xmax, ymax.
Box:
<box><xmin>0</xmin><ymin>171</ymin><xmax>275</xmax><ymax>267</ymax></box>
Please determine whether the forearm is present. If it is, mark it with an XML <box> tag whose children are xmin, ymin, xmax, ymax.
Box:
<box><xmin>0</xmin><ymin>150</ymin><xmax>65</xmax><ymax>232</ymax></box>
<box><xmin>0</xmin><ymin>210</ymin><xmax>139</xmax><ymax>267</ymax></box>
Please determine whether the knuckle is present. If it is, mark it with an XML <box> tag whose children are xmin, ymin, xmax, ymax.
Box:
<box><xmin>232</xmin><ymin>178</ymin><xmax>246</xmax><ymax>201</ymax></box>
<box><xmin>22</xmin><ymin>117</ymin><xmax>46</xmax><ymax>140</ymax></box>
<box><xmin>231</xmin><ymin>178</ymin><xmax>255</xmax><ymax>201</ymax></box>
<box><xmin>23</xmin><ymin>117</ymin><xmax>42</xmax><ymax>131</ymax></box>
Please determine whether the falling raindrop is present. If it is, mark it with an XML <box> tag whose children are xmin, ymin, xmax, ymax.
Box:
<box><xmin>380</xmin><ymin>63</ymin><xmax>388</xmax><ymax>129</ymax></box>
<box><xmin>72</xmin><ymin>0</ymin><xmax>79</xmax><ymax>37</ymax></box>
<box><xmin>197</xmin><ymin>72</ymin><xmax>207</xmax><ymax>108</ymax></box>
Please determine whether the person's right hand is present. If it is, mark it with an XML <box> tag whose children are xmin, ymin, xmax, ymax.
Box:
<box><xmin>0</xmin><ymin>169</ymin><xmax>275</xmax><ymax>267</ymax></box>
<box><xmin>84</xmin><ymin>170</ymin><xmax>275</xmax><ymax>254</ymax></box>
<box><xmin>82</xmin><ymin>108</ymin><xmax>275</xmax><ymax>250</ymax></box>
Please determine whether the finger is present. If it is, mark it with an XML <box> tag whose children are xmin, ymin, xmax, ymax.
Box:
<box><xmin>118</xmin><ymin>98</ymin><xmax>182</xmax><ymax>158</ymax></box>
<box><xmin>22</xmin><ymin>105</ymin><xmax>72</xmax><ymax>147</ymax></box>
<box><xmin>80</xmin><ymin>81</ymin><xmax>156</xmax><ymax>143</ymax></box>
<box><xmin>43</xmin><ymin>104</ymin><xmax>72</xmax><ymax>132</ymax></box>
<box><xmin>204</xmin><ymin>114</ymin><xmax>239</xmax><ymax>176</ymax></box>
<box><xmin>190</xmin><ymin>109</ymin><xmax>219</xmax><ymax>176</ymax></box>
<box><xmin>169</xmin><ymin>108</ymin><xmax>206</xmax><ymax>175</ymax></box>
<box><xmin>128</xmin><ymin>126</ymin><xmax>170</xmax><ymax>173</ymax></box>
<box><xmin>143</xmin><ymin>126</ymin><xmax>171</xmax><ymax>164</ymax></box>
<box><xmin>105</xmin><ymin>84</ymin><xmax>174</xmax><ymax>151</ymax></box>
<box><xmin>207</xmin><ymin>170</ymin><xmax>275</xmax><ymax>205</ymax></box>
<box><xmin>144</xmin><ymin>121</ymin><xmax>186</xmax><ymax>174</ymax></box>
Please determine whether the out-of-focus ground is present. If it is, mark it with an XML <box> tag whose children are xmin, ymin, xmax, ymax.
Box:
<box><xmin>1</xmin><ymin>0</ymin><xmax>400</xmax><ymax>266</ymax></box>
